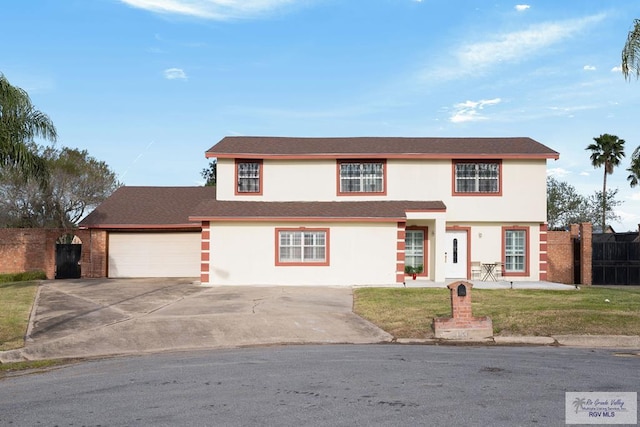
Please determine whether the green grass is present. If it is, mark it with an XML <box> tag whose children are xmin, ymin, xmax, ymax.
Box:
<box><xmin>0</xmin><ymin>275</ymin><xmax>69</xmax><ymax>375</ymax></box>
<box><xmin>0</xmin><ymin>359</ymin><xmax>68</xmax><ymax>377</ymax></box>
<box><xmin>354</xmin><ymin>287</ymin><xmax>640</xmax><ymax>338</ymax></box>
<box><xmin>0</xmin><ymin>280</ymin><xmax>40</xmax><ymax>351</ymax></box>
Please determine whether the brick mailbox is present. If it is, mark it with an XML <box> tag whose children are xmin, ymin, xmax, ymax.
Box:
<box><xmin>433</xmin><ymin>281</ymin><xmax>493</xmax><ymax>340</ymax></box>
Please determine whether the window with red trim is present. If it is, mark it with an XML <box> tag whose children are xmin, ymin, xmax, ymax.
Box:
<box><xmin>453</xmin><ymin>160</ymin><xmax>500</xmax><ymax>194</ymax></box>
<box><xmin>504</xmin><ymin>228</ymin><xmax>527</xmax><ymax>274</ymax></box>
<box><xmin>276</xmin><ymin>228</ymin><xmax>329</xmax><ymax>266</ymax></box>
<box><xmin>405</xmin><ymin>227</ymin><xmax>428</xmax><ymax>275</ymax></box>
<box><xmin>236</xmin><ymin>160</ymin><xmax>262</xmax><ymax>194</ymax></box>
<box><xmin>338</xmin><ymin>160</ymin><xmax>385</xmax><ymax>194</ymax></box>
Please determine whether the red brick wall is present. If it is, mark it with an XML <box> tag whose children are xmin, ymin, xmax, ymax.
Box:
<box><xmin>546</xmin><ymin>223</ymin><xmax>592</xmax><ymax>285</ymax></box>
<box><xmin>0</xmin><ymin>228</ymin><xmax>107</xmax><ymax>279</ymax></box>
<box><xmin>547</xmin><ymin>230</ymin><xmax>572</xmax><ymax>284</ymax></box>
<box><xmin>0</xmin><ymin>229</ymin><xmax>49</xmax><ymax>275</ymax></box>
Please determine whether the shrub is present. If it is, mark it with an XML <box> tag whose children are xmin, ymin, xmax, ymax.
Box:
<box><xmin>0</xmin><ymin>271</ymin><xmax>47</xmax><ymax>284</ymax></box>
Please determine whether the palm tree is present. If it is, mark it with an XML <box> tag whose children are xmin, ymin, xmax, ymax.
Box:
<box><xmin>0</xmin><ymin>73</ymin><xmax>57</xmax><ymax>179</ymax></box>
<box><xmin>622</xmin><ymin>19</ymin><xmax>640</xmax><ymax>80</ymax></box>
<box><xmin>627</xmin><ymin>146</ymin><xmax>640</xmax><ymax>188</ymax></box>
<box><xmin>586</xmin><ymin>134</ymin><xmax>625</xmax><ymax>232</ymax></box>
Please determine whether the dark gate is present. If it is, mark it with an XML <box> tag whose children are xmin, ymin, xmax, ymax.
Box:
<box><xmin>592</xmin><ymin>233</ymin><xmax>640</xmax><ymax>285</ymax></box>
<box><xmin>573</xmin><ymin>236</ymin><xmax>581</xmax><ymax>284</ymax></box>
<box><xmin>55</xmin><ymin>244</ymin><xmax>82</xmax><ymax>279</ymax></box>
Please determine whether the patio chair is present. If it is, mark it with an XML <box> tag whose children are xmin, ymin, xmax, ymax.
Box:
<box><xmin>471</xmin><ymin>261</ymin><xmax>482</xmax><ymax>280</ymax></box>
<box><xmin>494</xmin><ymin>262</ymin><xmax>503</xmax><ymax>280</ymax></box>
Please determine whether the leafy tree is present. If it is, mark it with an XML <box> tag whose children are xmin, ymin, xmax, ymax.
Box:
<box><xmin>586</xmin><ymin>190</ymin><xmax>622</xmax><ymax>230</ymax></box>
<box><xmin>201</xmin><ymin>159</ymin><xmax>216</xmax><ymax>186</ymax></box>
<box><xmin>0</xmin><ymin>73</ymin><xmax>56</xmax><ymax>180</ymax></box>
<box><xmin>627</xmin><ymin>146</ymin><xmax>640</xmax><ymax>188</ymax></box>
<box><xmin>546</xmin><ymin>177</ymin><xmax>590</xmax><ymax>230</ymax></box>
<box><xmin>546</xmin><ymin>177</ymin><xmax>622</xmax><ymax>231</ymax></box>
<box><xmin>622</xmin><ymin>19</ymin><xmax>640</xmax><ymax>81</ymax></box>
<box><xmin>586</xmin><ymin>134</ymin><xmax>625</xmax><ymax>232</ymax></box>
<box><xmin>0</xmin><ymin>145</ymin><xmax>121</xmax><ymax>228</ymax></box>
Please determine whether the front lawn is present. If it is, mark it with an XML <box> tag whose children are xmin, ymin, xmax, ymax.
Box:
<box><xmin>0</xmin><ymin>280</ymin><xmax>40</xmax><ymax>351</ymax></box>
<box><xmin>353</xmin><ymin>287</ymin><xmax>640</xmax><ymax>338</ymax></box>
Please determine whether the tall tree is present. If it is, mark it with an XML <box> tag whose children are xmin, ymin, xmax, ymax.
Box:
<box><xmin>0</xmin><ymin>145</ymin><xmax>121</xmax><ymax>228</ymax></box>
<box><xmin>546</xmin><ymin>177</ymin><xmax>589</xmax><ymax>230</ymax></box>
<box><xmin>546</xmin><ymin>177</ymin><xmax>623</xmax><ymax>231</ymax></box>
<box><xmin>622</xmin><ymin>19</ymin><xmax>640</xmax><ymax>80</ymax></box>
<box><xmin>585</xmin><ymin>134</ymin><xmax>625</xmax><ymax>232</ymax></box>
<box><xmin>586</xmin><ymin>190</ymin><xmax>622</xmax><ymax>230</ymax></box>
<box><xmin>0</xmin><ymin>73</ymin><xmax>57</xmax><ymax>180</ymax></box>
<box><xmin>627</xmin><ymin>146</ymin><xmax>640</xmax><ymax>188</ymax></box>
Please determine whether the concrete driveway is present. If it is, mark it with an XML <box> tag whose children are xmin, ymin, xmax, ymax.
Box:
<box><xmin>0</xmin><ymin>279</ymin><xmax>392</xmax><ymax>362</ymax></box>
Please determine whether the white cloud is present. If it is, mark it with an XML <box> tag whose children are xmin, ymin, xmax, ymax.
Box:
<box><xmin>459</xmin><ymin>15</ymin><xmax>605</xmax><ymax>68</ymax></box>
<box><xmin>422</xmin><ymin>14</ymin><xmax>606</xmax><ymax>82</ymax></box>
<box><xmin>547</xmin><ymin>167</ymin><xmax>571</xmax><ymax>178</ymax></box>
<box><xmin>515</xmin><ymin>5</ymin><xmax>530</xmax><ymax>12</ymax></box>
<box><xmin>164</xmin><ymin>68</ymin><xmax>188</xmax><ymax>80</ymax></box>
<box><xmin>611</xmin><ymin>66</ymin><xmax>622</xmax><ymax>72</ymax></box>
<box><xmin>616</xmin><ymin>209</ymin><xmax>640</xmax><ymax>228</ymax></box>
<box><xmin>119</xmin><ymin>0</ymin><xmax>296</xmax><ymax>20</ymax></box>
<box><xmin>629</xmin><ymin>192</ymin><xmax>640</xmax><ymax>201</ymax></box>
<box><xmin>449</xmin><ymin>98</ymin><xmax>501</xmax><ymax>123</ymax></box>
<box><xmin>579</xmin><ymin>171</ymin><xmax>590</xmax><ymax>176</ymax></box>
<box><xmin>583</xmin><ymin>65</ymin><xmax>596</xmax><ymax>71</ymax></box>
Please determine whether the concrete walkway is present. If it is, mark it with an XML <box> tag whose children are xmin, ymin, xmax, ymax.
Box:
<box><xmin>1</xmin><ymin>279</ymin><xmax>638</xmax><ymax>363</ymax></box>
<box><xmin>387</xmin><ymin>278</ymin><xmax>578</xmax><ymax>290</ymax></box>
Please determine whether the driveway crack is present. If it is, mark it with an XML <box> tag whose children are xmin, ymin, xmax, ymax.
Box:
<box><xmin>252</xmin><ymin>298</ymin><xmax>266</xmax><ymax>314</ymax></box>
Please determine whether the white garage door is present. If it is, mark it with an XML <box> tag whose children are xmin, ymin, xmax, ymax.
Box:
<box><xmin>108</xmin><ymin>232</ymin><xmax>200</xmax><ymax>278</ymax></box>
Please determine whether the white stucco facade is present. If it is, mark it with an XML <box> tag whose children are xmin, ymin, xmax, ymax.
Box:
<box><xmin>206</xmin><ymin>222</ymin><xmax>399</xmax><ymax>286</ymax></box>
<box><xmin>216</xmin><ymin>158</ymin><xmax>547</xmax><ymax>222</ymax></box>
<box><xmin>200</xmin><ymin>138</ymin><xmax>557</xmax><ymax>286</ymax></box>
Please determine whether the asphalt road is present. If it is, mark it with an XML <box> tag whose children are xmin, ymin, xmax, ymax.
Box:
<box><xmin>1</xmin><ymin>345</ymin><xmax>639</xmax><ymax>426</ymax></box>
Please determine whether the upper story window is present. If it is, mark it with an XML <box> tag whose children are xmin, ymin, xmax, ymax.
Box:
<box><xmin>235</xmin><ymin>159</ymin><xmax>262</xmax><ymax>195</ymax></box>
<box><xmin>338</xmin><ymin>160</ymin><xmax>386</xmax><ymax>195</ymax></box>
<box><xmin>453</xmin><ymin>160</ymin><xmax>501</xmax><ymax>195</ymax></box>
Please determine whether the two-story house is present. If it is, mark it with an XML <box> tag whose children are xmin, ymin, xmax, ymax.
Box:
<box><xmin>190</xmin><ymin>136</ymin><xmax>559</xmax><ymax>286</ymax></box>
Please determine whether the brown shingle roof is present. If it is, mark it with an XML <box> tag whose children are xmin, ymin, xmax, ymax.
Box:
<box><xmin>80</xmin><ymin>186</ymin><xmax>217</xmax><ymax>229</ymax></box>
<box><xmin>190</xmin><ymin>199</ymin><xmax>446</xmax><ymax>222</ymax></box>
<box><xmin>206</xmin><ymin>136</ymin><xmax>559</xmax><ymax>159</ymax></box>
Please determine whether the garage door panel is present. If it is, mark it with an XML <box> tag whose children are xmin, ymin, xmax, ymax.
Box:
<box><xmin>108</xmin><ymin>232</ymin><xmax>200</xmax><ymax>278</ymax></box>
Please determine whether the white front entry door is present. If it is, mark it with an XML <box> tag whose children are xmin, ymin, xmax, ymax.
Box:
<box><xmin>445</xmin><ymin>230</ymin><xmax>468</xmax><ymax>278</ymax></box>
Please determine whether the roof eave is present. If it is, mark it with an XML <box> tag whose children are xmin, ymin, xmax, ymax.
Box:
<box><xmin>208</xmin><ymin>153</ymin><xmax>560</xmax><ymax>160</ymax></box>
<box><xmin>189</xmin><ymin>216</ymin><xmax>407</xmax><ymax>223</ymax></box>
<box><xmin>79</xmin><ymin>223</ymin><xmax>201</xmax><ymax>230</ymax></box>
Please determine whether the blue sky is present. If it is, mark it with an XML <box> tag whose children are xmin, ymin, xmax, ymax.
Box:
<box><xmin>2</xmin><ymin>0</ymin><xmax>640</xmax><ymax>230</ymax></box>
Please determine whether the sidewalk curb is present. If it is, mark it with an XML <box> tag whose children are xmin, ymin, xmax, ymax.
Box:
<box><xmin>3</xmin><ymin>335</ymin><xmax>640</xmax><ymax>364</ymax></box>
<box><xmin>394</xmin><ymin>335</ymin><xmax>640</xmax><ymax>348</ymax></box>
<box><xmin>552</xmin><ymin>335</ymin><xmax>640</xmax><ymax>348</ymax></box>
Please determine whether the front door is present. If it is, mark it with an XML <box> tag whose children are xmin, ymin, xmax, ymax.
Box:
<box><xmin>445</xmin><ymin>230</ymin><xmax>468</xmax><ymax>278</ymax></box>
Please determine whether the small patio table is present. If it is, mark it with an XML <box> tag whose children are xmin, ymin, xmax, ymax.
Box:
<box><xmin>481</xmin><ymin>263</ymin><xmax>497</xmax><ymax>281</ymax></box>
